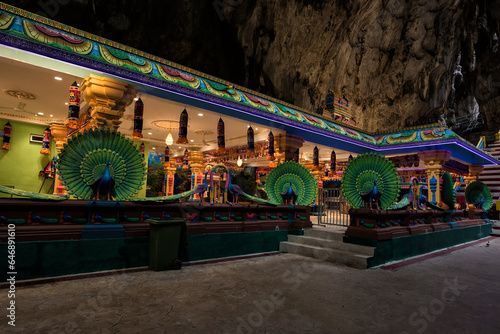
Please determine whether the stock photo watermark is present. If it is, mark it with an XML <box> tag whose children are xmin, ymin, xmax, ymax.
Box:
<box><xmin>63</xmin><ymin>270</ymin><xmax>134</xmax><ymax>333</ymax></box>
<box><xmin>36</xmin><ymin>0</ymin><xmax>70</xmax><ymax>18</ymax></box>
<box><xmin>236</xmin><ymin>254</ymin><xmax>320</xmax><ymax>334</ymax></box>
<box><xmin>400</xmin><ymin>277</ymin><xmax>468</xmax><ymax>334</ymax></box>
<box><xmin>6</xmin><ymin>223</ymin><xmax>16</xmax><ymax>327</ymax></box>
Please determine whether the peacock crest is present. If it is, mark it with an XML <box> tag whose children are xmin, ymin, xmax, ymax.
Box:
<box><xmin>265</xmin><ymin>161</ymin><xmax>317</xmax><ymax>205</ymax></box>
<box><xmin>56</xmin><ymin>128</ymin><xmax>147</xmax><ymax>200</ymax></box>
<box><xmin>341</xmin><ymin>152</ymin><xmax>400</xmax><ymax>209</ymax></box>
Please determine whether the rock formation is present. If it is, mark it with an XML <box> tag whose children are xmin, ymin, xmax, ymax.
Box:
<box><xmin>12</xmin><ymin>0</ymin><xmax>500</xmax><ymax>138</ymax></box>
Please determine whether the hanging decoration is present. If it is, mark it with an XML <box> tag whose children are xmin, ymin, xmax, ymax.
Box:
<box><xmin>1</xmin><ymin>122</ymin><xmax>12</xmax><ymax>150</ymax></box>
<box><xmin>330</xmin><ymin>150</ymin><xmax>336</xmax><ymax>173</ymax></box>
<box><xmin>164</xmin><ymin>146</ymin><xmax>170</xmax><ymax>166</ymax></box>
<box><xmin>40</xmin><ymin>127</ymin><xmax>51</xmax><ymax>155</ymax></box>
<box><xmin>313</xmin><ymin>146</ymin><xmax>319</xmax><ymax>167</ymax></box>
<box><xmin>247</xmin><ymin>125</ymin><xmax>254</xmax><ymax>154</ymax></box>
<box><xmin>183</xmin><ymin>149</ymin><xmax>189</xmax><ymax>169</ymax></box>
<box><xmin>176</xmin><ymin>108</ymin><xmax>189</xmax><ymax>144</ymax></box>
<box><xmin>131</xmin><ymin>98</ymin><xmax>144</xmax><ymax>139</ymax></box>
<box><xmin>65</xmin><ymin>81</ymin><xmax>80</xmax><ymax>130</ymax></box>
<box><xmin>216</xmin><ymin>117</ymin><xmax>225</xmax><ymax>154</ymax></box>
<box><xmin>267</xmin><ymin>131</ymin><xmax>275</xmax><ymax>161</ymax></box>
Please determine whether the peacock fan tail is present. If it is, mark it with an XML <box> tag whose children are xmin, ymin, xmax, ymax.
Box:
<box><xmin>265</xmin><ymin>161</ymin><xmax>317</xmax><ymax>205</ymax></box>
<box><xmin>465</xmin><ymin>181</ymin><xmax>493</xmax><ymax>210</ymax></box>
<box><xmin>341</xmin><ymin>152</ymin><xmax>400</xmax><ymax>210</ymax></box>
<box><xmin>441</xmin><ymin>172</ymin><xmax>456</xmax><ymax>209</ymax></box>
<box><xmin>57</xmin><ymin>128</ymin><xmax>147</xmax><ymax>201</ymax></box>
<box><xmin>387</xmin><ymin>193</ymin><xmax>409</xmax><ymax>210</ymax></box>
<box><xmin>0</xmin><ymin>185</ymin><xmax>69</xmax><ymax>201</ymax></box>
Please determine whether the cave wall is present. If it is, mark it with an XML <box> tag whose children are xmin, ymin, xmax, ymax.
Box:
<box><xmin>8</xmin><ymin>0</ymin><xmax>500</xmax><ymax>136</ymax></box>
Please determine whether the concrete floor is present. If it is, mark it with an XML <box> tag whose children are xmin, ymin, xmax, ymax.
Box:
<box><xmin>2</xmin><ymin>237</ymin><xmax>499</xmax><ymax>334</ymax></box>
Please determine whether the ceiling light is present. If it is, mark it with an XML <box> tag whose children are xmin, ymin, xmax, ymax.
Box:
<box><xmin>38</xmin><ymin>112</ymin><xmax>44</xmax><ymax>115</ymax></box>
<box><xmin>178</xmin><ymin>146</ymin><xmax>181</xmax><ymax>149</ymax></box>
<box><xmin>198</xmin><ymin>113</ymin><xmax>203</xmax><ymax>116</ymax></box>
<box><xmin>255</xmin><ymin>128</ymin><xmax>259</xmax><ymax>130</ymax></box>
<box><xmin>165</xmin><ymin>130</ymin><xmax>174</xmax><ymax>146</ymax></box>
<box><xmin>65</xmin><ymin>102</ymin><xmax>68</xmax><ymax>105</ymax></box>
<box><xmin>237</xmin><ymin>156</ymin><xmax>243</xmax><ymax>167</ymax></box>
<box><xmin>134</xmin><ymin>97</ymin><xmax>139</xmax><ymax>101</ymax></box>
<box><xmin>148</xmin><ymin>132</ymin><xmax>152</xmax><ymax>135</ymax></box>
<box><xmin>50</xmin><ymin>114</ymin><xmax>53</xmax><ymax>117</ymax></box>
<box><xmin>152</xmin><ymin>147</ymin><xmax>156</xmax><ymax>150</ymax></box>
<box><xmin>54</xmin><ymin>76</ymin><xmax>63</xmax><ymax>81</ymax></box>
<box><xmin>190</xmin><ymin>139</ymin><xmax>194</xmax><ymax>142</ymax></box>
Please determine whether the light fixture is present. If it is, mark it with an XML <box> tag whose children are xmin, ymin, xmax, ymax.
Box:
<box><xmin>54</xmin><ymin>76</ymin><xmax>62</xmax><ymax>81</ymax></box>
<box><xmin>65</xmin><ymin>102</ymin><xmax>68</xmax><ymax>105</ymax></box>
<box><xmin>165</xmin><ymin>130</ymin><xmax>174</xmax><ymax>146</ymax></box>
<box><xmin>50</xmin><ymin>114</ymin><xmax>53</xmax><ymax>117</ymax></box>
<box><xmin>134</xmin><ymin>97</ymin><xmax>139</xmax><ymax>101</ymax></box>
<box><xmin>148</xmin><ymin>132</ymin><xmax>152</xmax><ymax>135</ymax></box>
<box><xmin>38</xmin><ymin>112</ymin><xmax>44</xmax><ymax>115</ymax></box>
<box><xmin>237</xmin><ymin>156</ymin><xmax>243</xmax><ymax>167</ymax></box>
<box><xmin>190</xmin><ymin>139</ymin><xmax>194</xmax><ymax>142</ymax></box>
<box><xmin>198</xmin><ymin>113</ymin><xmax>203</xmax><ymax>116</ymax></box>
<box><xmin>152</xmin><ymin>147</ymin><xmax>156</xmax><ymax>150</ymax></box>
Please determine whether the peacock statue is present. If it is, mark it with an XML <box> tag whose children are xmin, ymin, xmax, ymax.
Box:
<box><xmin>130</xmin><ymin>184</ymin><xmax>207</xmax><ymax>202</ymax></box>
<box><xmin>225</xmin><ymin>172</ymin><xmax>277</xmax><ymax>205</ymax></box>
<box><xmin>265</xmin><ymin>161</ymin><xmax>317</xmax><ymax>206</ymax></box>
<box><xmin>465</xmin><ymin>181</ymin><xmax>493</xmax><ymax>210</ymax></box>
<box><xmin>57</xmin><ymin>128</ymin><xmax>147</xmax><ymax>201</ymax></box>
<box><xmin>341</xmin><ymin>152</ymin><xmax>400</xmax><ymax>210</ymax></box>
<box><xmin>280</xmin><ymin>181</ymin><xmax>298</xmax><ymax>205</ymax></box>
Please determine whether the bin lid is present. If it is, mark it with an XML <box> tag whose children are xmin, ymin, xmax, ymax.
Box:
<box><xmin>145</xmin><ymin>218</ymin><xmax>186</xmax><ymax>225</ymax></box>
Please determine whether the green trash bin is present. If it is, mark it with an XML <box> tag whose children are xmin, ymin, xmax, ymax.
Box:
<box><xmin>147</xmin><ymin>218</ymin><xmax>187</xmax><ymax>271</ymax></box>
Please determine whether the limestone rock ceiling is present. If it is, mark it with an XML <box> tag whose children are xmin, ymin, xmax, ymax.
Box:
<box><xmin>9</xmin><ymin>0</ymin><xmax>500</xmax><ymax>139</ymax></box>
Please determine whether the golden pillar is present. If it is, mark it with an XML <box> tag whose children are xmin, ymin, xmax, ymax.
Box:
<box><xmin>275</xmin><ymin>133</ymin><xmax>304</xmax><ymax>163</ymax></box>
<box><xmin>80</xmin><ymin>74</ymin><xmax>137</xmax><ymax>131</ymax></box>
<box><xmin>464</xmin><ymin>165</ymin><xmax>484</xmax><ymax>186</ymax></box>
<box><xmin>189</xmin><ymin>150</ymin><xmax>205</xmax><ymax>200</ymax></box>
<box><xmin>49</xmin><ymin>124</ymin><xmax>68</xmax><ymax>195</ymax></box>
<box><xmin>418</xmin><ymin>150</ymin><xmax>451</xmax><ymax>205</ymax></box>
<box><xmin>163</xmin><ymin>160</ymin><xmax>177</xmax><ymax>196</ymax></box>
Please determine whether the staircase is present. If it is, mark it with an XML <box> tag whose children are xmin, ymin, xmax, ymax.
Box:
<box><xmin>279</xmin><ymin>228</ymin><xmax>375</xmax><ymax>269</ymax></box>
<box><xmin>492</xmin><ymin>220</ymin><xmax>500</xmax><ymax>237</ymax></box>
<box><xmin>479</xmin><ymin>139</ymin><xmax>500</xmax><ymax>201</ymax></box>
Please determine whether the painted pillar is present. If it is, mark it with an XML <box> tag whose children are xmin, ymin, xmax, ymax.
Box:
<box><xmin>464</xmin><ymin>165</ymin><xmax>484</xmax><ymax>187</ymax></box>
<box><xmin>80</xmin><ymin>74</ymin><xmax>137</xmax><ymax>131</ymax></box>
<box><xmin>418</xmin><ymin>150</ymin><xmax>451</xmax><ymax>205</ymax></box>
<box><xmin>274</xmin><ymin>133</ymin><xmax>304</xmax><ymax>163</ymax></box>
<box><xmin>189</xmin><ymin>151</ymin><xmax>205</xmax><ymax>200</ymax></box>
<box><xmin>49</xmin><ymin>124</ymin><xmax>68</xmax><ymax>195</ymax></box>
<box><xmin>164</xmin><ymin>164</ymin><xmax>177</xmax><ymax>196</ymax></box>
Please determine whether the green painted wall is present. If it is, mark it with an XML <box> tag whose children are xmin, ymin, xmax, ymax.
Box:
<box><xmin>0</xmin><ymin>119</ymin><xmax>149</xmax><ymax>199</ymax></box>
<box><xmin>0</xmin><ymin>119</ymin><xmax>56</xmax><ymax>197</ymax></box>
<box><xmin>0</xmin><ymin>230</ymin><xmax>289</xmax><ymax>281</ymax></box>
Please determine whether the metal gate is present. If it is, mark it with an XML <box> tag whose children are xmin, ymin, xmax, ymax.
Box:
<box><xmin>317</xmin><ymin>188</ymin><xmax>349</xmax><ymax>226</ymax></box>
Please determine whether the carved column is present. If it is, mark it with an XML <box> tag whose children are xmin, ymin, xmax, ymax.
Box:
<box><xmin>80</xmin><ymin>74</ymin><xmax>137</xmax><ymax>131</ymax></box>
<box><xmin>275</xmin><ymin>133</ymin><xmax>304</xmax><ymax>163</ymax></box>
<box><xmin>418</xmin><ymin>150</ymin><xmax>451</xmax><ymax>205</ymax></box>
<box><xmin>49</xmin><ymin>124</ymin><xmax>68</xmax><ymax>195</ymax></box>
<box><xmin>163</xmin><ymin>163</ymin><xmax>177</xmax><ymax>196</ymax></box>
<box><xmin>189</xmin><ymin>150</ymin><xmax>205</xmax><ymax>200</ymax></box>
<box><xmin>464</xmin><ymin>165</ymin><xmax>484</xmax><ymax>186</ymax></box>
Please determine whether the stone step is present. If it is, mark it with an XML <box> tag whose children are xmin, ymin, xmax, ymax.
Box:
<box><xmin>287</xmin><ymin>235</ymin><xmax>374</xmax><ymax>256</ymax></box>
<box><xmin>279</xmin><ymin>242</ymin><xmax>370</xmax><ymax>269</ymax></box>
<box><xmin>478</xmin><ymin>175</ymin><xmax>500</xmax><ymax>181</ymax></box>
<box><xmin>479</xmin><ymin>169</ymin><xmax>500</xmax><ymax>175</ymax></box>
<box><xmin>303</xmin><ymin>228</ymin><xmax>345</xmax><ymax>241</ymax></box>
